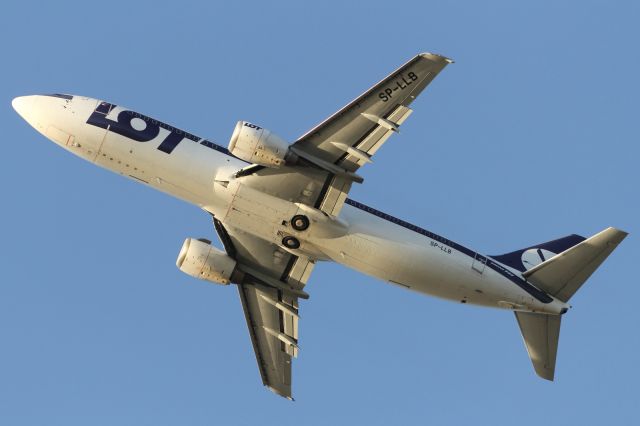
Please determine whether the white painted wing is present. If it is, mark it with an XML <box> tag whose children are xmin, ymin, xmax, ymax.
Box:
<box><xmin>293</xmin><ymin>52</ymin><xmax>452</xmax><ymax>172</ymax></box>
<box><xmin>293</xmin><ymin>52</ymin><xmax>451</xmax><ymax>215</ymax></box>
<box><xmin>213</xmin><ymin>219</ymin><xmax>314</xmax><ymax>399</ymax></box>
<box><xmin>238</xmin><ymin>53</ymin><xmax>452</xmax><ymax>217</ymax></box>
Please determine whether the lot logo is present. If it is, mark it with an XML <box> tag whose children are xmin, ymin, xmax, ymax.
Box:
<box><xmin>521</xmin><ymin>248</ymin><xmax>555</xmax><ymax>271</ymax></box>
<box><xmin>86</xmin><ymin>102</ymin><xmax>200</xmax><ymax>154</ymax></box>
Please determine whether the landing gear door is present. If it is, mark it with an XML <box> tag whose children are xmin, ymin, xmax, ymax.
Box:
<box><xmin>472</xmin><ymin>253</ymin><xmax>487</xmax><ymax>274</ymax></box>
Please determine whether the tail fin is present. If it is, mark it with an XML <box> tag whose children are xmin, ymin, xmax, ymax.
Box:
<box><xmin>515</xmin><ymin>312</ymin><xmax>561</xmax><ymax>380</ymax></box>
<box><xmin>491</xmin><ymin>234</ymin><xmax>586</xmax><ymax>273</ymax></box>
<box><xmin>512</xmin><ymin>227</ymin><xmax>627</xmax><ymax>380</ymax></box>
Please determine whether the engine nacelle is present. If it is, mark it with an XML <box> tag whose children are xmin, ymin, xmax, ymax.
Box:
<box><xmin>176</xmin><ymin>238</ymin><xmax>238</xmax><ymax>285</ymax></box>
<box><xmin>228</xmin><ymin>121</ymin><xmax>289</xmax><ymax>167</ymax></box>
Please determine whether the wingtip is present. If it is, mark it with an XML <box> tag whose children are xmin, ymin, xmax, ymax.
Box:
<box><xmin>266</xmin><ymin>385</ymin><xmax>295</xmax><ymax>401</ymax></box>
<box><xmin>612</xmin><ymin>227</ymin><xmax>629</xmax><ymax>237</ymax></box>
<box><xmin>420</xmin><ymin>52</ymin><xmax>454</xmax><ymax>64</ymax></box>
<box><xmin>534</xmin><ymin>367</ymin><xmax>555</xmax><ymax>382</ymax></box>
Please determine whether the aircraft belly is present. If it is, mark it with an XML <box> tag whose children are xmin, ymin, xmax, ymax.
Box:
<box><xmin>224</xmin><ymin>186</ymin><xmax>296</xmax><ymax>240</ymax></box>
<box><xmin>150</xmin><ymin>140</ymin><xmax>232</xmax><ymax>206</ymax></box>
<box><xmin>332</xmin><ymin>205</ymin><xmax>537</xmax><ymax>308</ymax></box>
<box><xmin>321</xmin><ymin>234</ymin><xmax>415</xmax><ymax>282</ymax></box>
<box><xmin>46</xmin><ymin>97</ymin><xmax>562</xmax><ymax>314</ymax></box>
<box><xmin>94</xmin><ymin>130</ymin><xmax>134</xmax><ymax>175</ymax></box>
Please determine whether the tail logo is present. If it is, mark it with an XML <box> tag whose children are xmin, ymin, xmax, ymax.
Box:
<box><xmin>521</xmin><ymin>248</ymin><xmax>556</xmax><ymax>271</ymax></box>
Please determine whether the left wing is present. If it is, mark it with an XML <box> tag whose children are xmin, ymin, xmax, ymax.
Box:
<box><xmin>237</xmin><ymin>52</ymin><xmax>452</xmax><ymax>217</ymax></box>
<box><xmin>214</xmin><ymin>219</ymin><xmax>314</xmax><ymax>399</ymax></box>
<box><xmin>292</xmin><ymin>52</ymin><xmax>452</xmax><ymax>173</ymax></box>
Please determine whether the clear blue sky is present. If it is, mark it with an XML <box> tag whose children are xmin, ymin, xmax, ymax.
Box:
<box><xmin>1</xmin><ymin>1</ymin><xmax>637</xmax><ymax>425</ymax></box>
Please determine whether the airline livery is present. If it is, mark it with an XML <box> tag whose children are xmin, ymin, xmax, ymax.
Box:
<box><xmin>13</xmin><ymin>53</ymin><xmax>626</xmax><ymax>399</ymax></box>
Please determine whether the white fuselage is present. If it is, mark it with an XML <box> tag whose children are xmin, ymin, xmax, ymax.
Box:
<box><xmin>13</xmin><ymin>94</ymin><xmax>569</xmax><ymax>315</ymax></box>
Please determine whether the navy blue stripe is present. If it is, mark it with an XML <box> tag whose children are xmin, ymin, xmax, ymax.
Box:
<box><xmin>200</xmin><ymin>139</ymin><xmax>231</xmax><ymax>155</ymax></box>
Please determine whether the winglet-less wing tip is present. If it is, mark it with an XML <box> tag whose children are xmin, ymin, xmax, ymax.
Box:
<box><xmin>266</xmin><ymin>385</ymin><xmax>294</xmax><ymax>401</ymax></box>
<box><xmin>420</xmin><ymin>51</ymin><xmax>454</xmax><ymax>64</ymax></box>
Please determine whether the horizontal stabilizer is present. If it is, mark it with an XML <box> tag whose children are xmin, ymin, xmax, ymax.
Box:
<box><xmin>522</xmin><ymin>227</ymin><xmax>627</xmax><ymax>302</ymax></box>
<box><xmin>515</xmin><ymin>312</ymin><xmax>561</xmax><ymax>380</ymax></box>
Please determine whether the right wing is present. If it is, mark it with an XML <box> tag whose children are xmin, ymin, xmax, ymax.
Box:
<box><xmin>236</xmin><ymin>282</ymin><xmax>298</xmax><ymax>399</ymax></box>
<box><xmin>213</xmin><ymin>218</ymin><xmax>314</xmax><ymax>399</ymax></box>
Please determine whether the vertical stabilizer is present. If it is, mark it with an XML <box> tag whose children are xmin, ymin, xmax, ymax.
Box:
<box><xmin>514</xmin><ymin>312</ymin><xmax>561</xmax><ymax>380</ymax></box>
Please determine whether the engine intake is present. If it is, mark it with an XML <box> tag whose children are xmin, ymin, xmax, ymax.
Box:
<box><xmin>176</xmin><ymin>238</ymin><xmax>239</xmax><ymax>285</ymax></box>
<box><xmin>228</xmin><ymin>121</ymin><xmax>290</xmax><ymax>167</ymax></box>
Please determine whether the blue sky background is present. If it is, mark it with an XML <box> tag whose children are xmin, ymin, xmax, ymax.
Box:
<box><xmin>1</xmin><ymin>1</ymin><xmax>637</xmax><ymax>424</ymax></box>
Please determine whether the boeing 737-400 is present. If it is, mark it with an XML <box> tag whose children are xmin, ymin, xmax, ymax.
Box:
<box><xmin>12</xmin><ymin>52</ymin><xmax>627</xmax><ymax>399</ymax></box>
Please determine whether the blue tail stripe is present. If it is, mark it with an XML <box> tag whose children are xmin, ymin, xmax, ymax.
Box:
<box><xmin>490</xmin><ymin>234</ymin><xmax>586</xmax><ymax>272</ymax></box>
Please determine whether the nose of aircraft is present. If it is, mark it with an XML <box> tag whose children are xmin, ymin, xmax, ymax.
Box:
<box><xmin>13</xmin><ymin>93</ymin><xmax>100</xmax><ymax>154</ymax></box>
<box><xmin>12</xmin><ymin>94</ymin><xmax>74</xmax><ymax>135</ymax></box>
<box><xmin>12</xmin><ymin>95</ymin><xmax>38</xmax><ymax>122</ymax></box>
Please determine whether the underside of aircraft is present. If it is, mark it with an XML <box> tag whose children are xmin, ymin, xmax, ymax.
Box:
<box><xmin>12</xmin><ymin>52</ymin><xmax>627</xmax><ymax>399</ymax></box>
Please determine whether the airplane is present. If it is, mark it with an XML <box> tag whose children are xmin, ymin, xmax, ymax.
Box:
<box><xmin>12</xmin><ymin>52</ymin><xmax>627</xmax><ymax>400</ymax></box>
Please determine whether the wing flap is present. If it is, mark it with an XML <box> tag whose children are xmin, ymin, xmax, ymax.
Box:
<box><xmin>361</xmin><ymin>105</ymin><xmax>413</xmax><ymax>158</ymax></box>
<box><xmin>238</xmin><ymin>283</ymin><xmax>296</xmax><ymax>398</ymax></box>
<box><xmin>334</xmin><ymin>104</ymin><xmax>414</xmax><ymax>169</ymax></box>
<box><xmin>317</xmin><ymin>175</ymin><xmax>352</xmax><ymax>216</ymax></box>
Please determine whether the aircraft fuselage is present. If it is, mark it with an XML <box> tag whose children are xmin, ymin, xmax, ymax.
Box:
<box><xmin>13</xmin><ymin>94</ymin><xmax>569</xmax><ymax>315</ymax></box>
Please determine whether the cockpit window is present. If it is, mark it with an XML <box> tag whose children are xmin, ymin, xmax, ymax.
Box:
<box><xmin>44</xmin><ymin>93</ymin><xmax>73</xmax><ymax>100</ymax></box>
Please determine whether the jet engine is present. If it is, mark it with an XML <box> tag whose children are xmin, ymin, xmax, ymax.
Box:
<box><xmin>176</xmin><ymin>238</ymin><xmax>240</xmax><ymax>285</ymax></box>
<box><xmin>228</xmin><ymin>121</ymin><xmax>291</xmax><ymax>167</ymax></box>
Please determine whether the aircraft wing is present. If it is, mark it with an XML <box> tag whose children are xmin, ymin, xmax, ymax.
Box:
<box><xmin>237</xmin><ymin>52</ymin><xmax>452</xmax><ymax>216</ymax></box>
<box><xmin>213</xmin><ymin>218</ymin><xmax>314</xmax><ymax>399</ymax></box>
<box><xmin>292</xmin><ymin>52</ymin><xmax>452</xmax><ymax>173</ymax></box>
